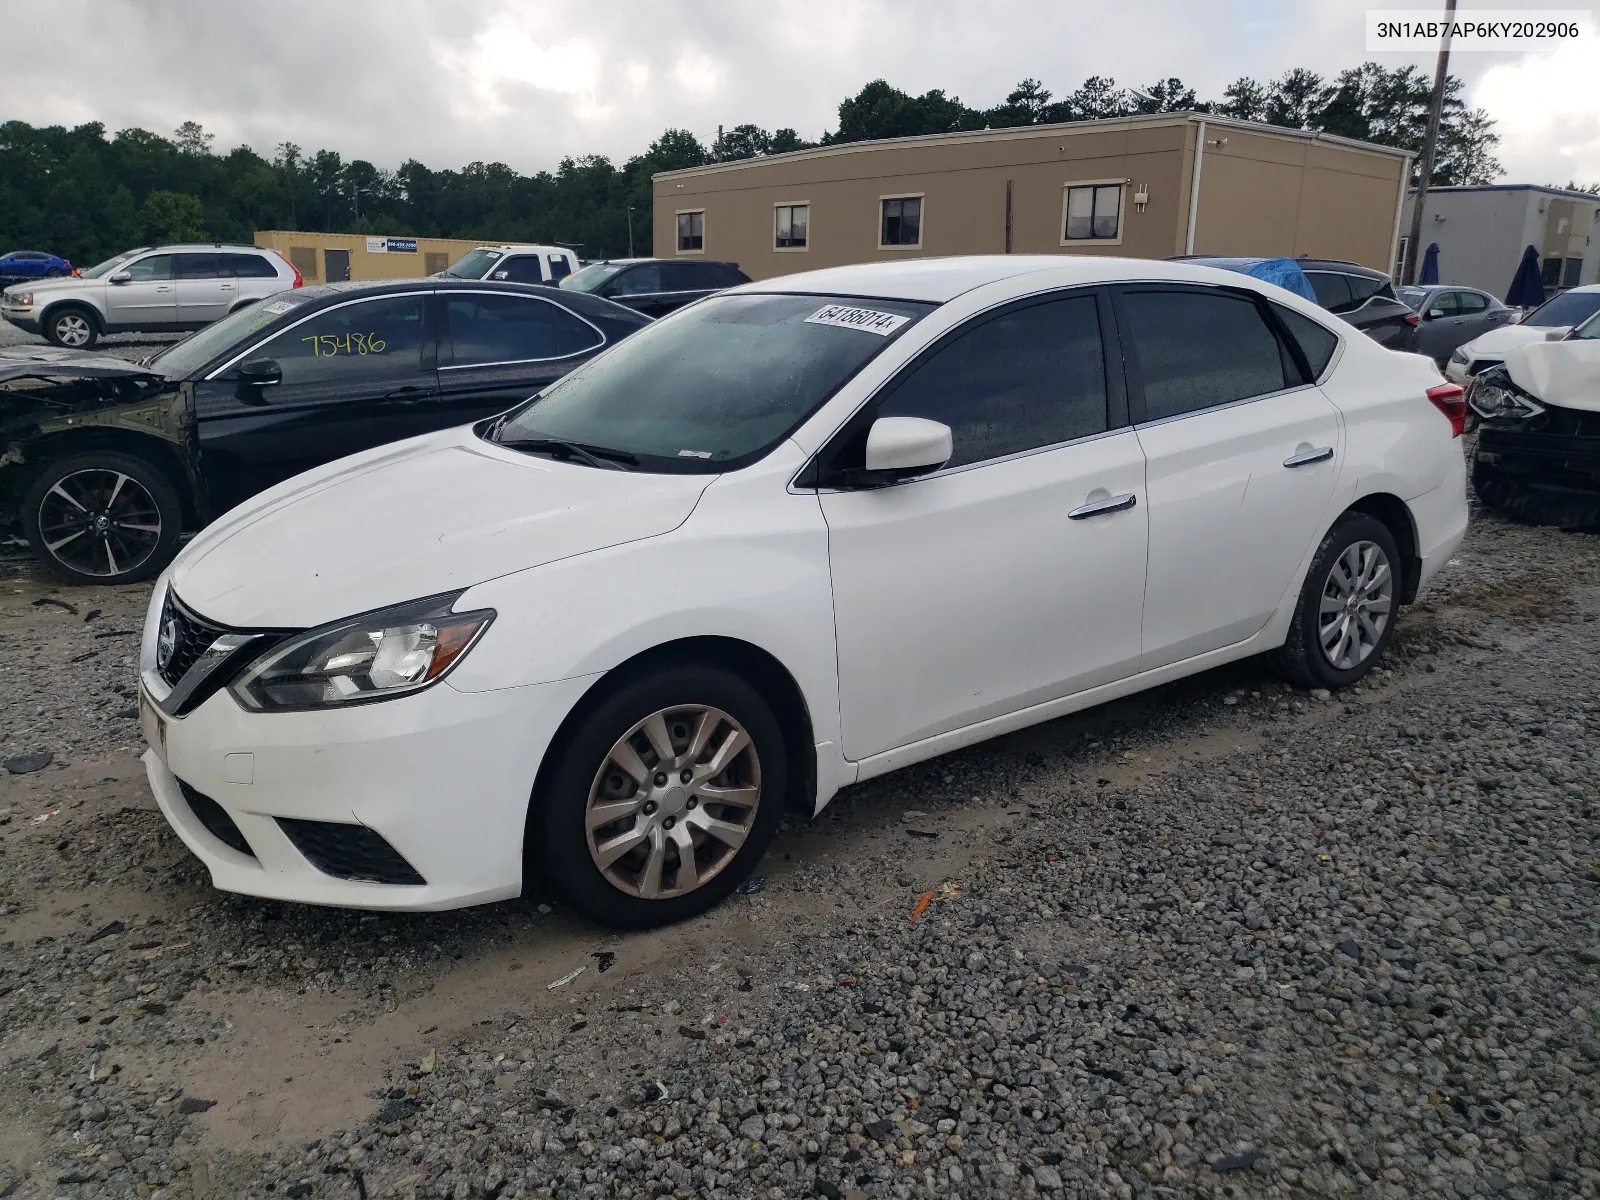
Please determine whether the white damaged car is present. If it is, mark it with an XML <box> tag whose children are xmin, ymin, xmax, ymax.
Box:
<box><xmin>1446</xmin><ymin>284</ymin><xmax>1600</xmax><ymax>385</ymax></box>
<box><xmin>137</xmin><ymin>256</ymin><xmax>1469</xmax><ymax>928</ymax></box>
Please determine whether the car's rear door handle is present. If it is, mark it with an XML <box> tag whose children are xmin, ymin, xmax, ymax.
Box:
<box><xmin>1283</xmin><ymin>446</ymin><xmax>1334</xmax><ymax>468</ymax></box>
<box><xmin>1068</xmin><ymin>492</ymin><xmax>1137</xmax><ymax>519</ymax></box>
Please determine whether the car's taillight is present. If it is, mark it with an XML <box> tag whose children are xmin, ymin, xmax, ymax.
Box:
<box><xmin>273</xmin><ymin>249</ymin><xmax>303</xmax><ymax>288</ymax></box>
<box><xmin>1403</xmin><ymin>312</ymin><xmax>1421</xmax><ymax>326</ymax></box>
<box><xmin>1427</xmin><ymin>382</ymin><xmax>1466</xmax><ymax>437</ymax></box>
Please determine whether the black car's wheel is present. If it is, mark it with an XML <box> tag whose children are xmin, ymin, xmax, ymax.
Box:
<box><xmin>529</xmin><ymin>664</ymin><xmax>786</xmax><ymax>929</ymax></box>
<box><xmin>43</xmin><ymin>305</ymin><xmax>98</xmax><ymax>349</ymax></box>
<box><xmin>44</xmin><ymin>268</ymin><xmax>65</xmax><ymax>278</ymax></box>
<box><xmin>1269</xmin><ymin>512</ymin><xmax>1401</xmax><ymax>690</ymax></box>
<box><xmin>21</xmin><ymin>451</ymin><xmax>184</xmax><ymax>585</ymax></box>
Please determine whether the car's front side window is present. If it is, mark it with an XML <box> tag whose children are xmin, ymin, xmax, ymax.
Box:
<box><xmin>874</xmin><ymin>293</ymin><xmax>1109</xmax><ymax>469</ymax></box>
<box><xmin>252</xmin><ymin>296</ymin><xmax>426</xmax><ymax>385</ymax></box>
<box><xmin>611</xmin><ymin>265</ymin><xmax>662</xmax><ymax>297</ymax></box>
<box><xmin>491</xmin><ymin>292</ymin><xmax>931</xmax><ymax>472</ymax></box>
<box><xmin>125</xmin><ymin>254</ymin><xmax>174</xmax><ymax>281</ymax></box>
<box><xmin>1121</xmin><ymin>288</ymin><xmax>1296</xmax><ymax>422</ymax></box>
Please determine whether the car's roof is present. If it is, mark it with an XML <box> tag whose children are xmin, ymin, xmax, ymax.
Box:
<box><xmin>744</xmin><ymin>255</ymin><xmax>1326</xmax><ymax>304</ymax></box>
<box><xmin>585</xmin><ymin>257</ymin><xmax>739</xmax><ymax>267</ymax></box>
<box><xmin>477</xmin><ymin>244</ymin><xmax>576</xmax><ymax>254</ymax></box>
<box><xmin>1294</xmin><ymin>258</ymin><xmax>1387</xmax><ymax>277</ymax></box>
<box><xmin>290</xmin><ymin>278</ymin><xmax>602</xmax><ymax>303</ymax></box>
<box><xmin>139</xmin><ymin>243</ymin><xmax>269</xmax><ymax>253</ymax></box>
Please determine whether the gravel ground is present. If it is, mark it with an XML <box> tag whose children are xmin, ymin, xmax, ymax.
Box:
<box><xmin>1</xmin><ymin>490</ymin><xmax>1597</xmax><ymax>1200</ymax></box>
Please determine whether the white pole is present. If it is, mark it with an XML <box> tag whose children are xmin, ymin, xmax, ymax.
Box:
<box><xmin>1185</xmin><ymin>119</ymin><xmax>1207</xmax><ymax>255</ymax></box>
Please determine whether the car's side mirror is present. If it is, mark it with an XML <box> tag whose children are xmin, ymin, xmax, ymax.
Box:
<box><xmin>1425</xmin><ymin>307</ymin><xmax>1447</xmax><ymax>320</ymax></box>
<box><xmin>109</xmin><ymin>270</ymin><xmax>132</xmax><ymax>284</ymax></box>
<box><xmin>234</xmin><ymin>358</ymin><xmax>282</xmax><ymax>387</ymax></box>
<box><xmin>863</xmin><ymin>416</ymin><xmax>953</xmax><ymax>478</ymax></box>
<box><xmin>492</xmin><ymin>270</ymin><xmax>510</xmax><ymax>280</ymax></box>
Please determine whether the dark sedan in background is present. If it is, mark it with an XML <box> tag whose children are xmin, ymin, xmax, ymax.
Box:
<box><xmin>1397</xmin><ymin>284</ymin><xmax>1515</xmax><ymax>366</ymax></box>
<box><xmin>0</xmin><ymin>278</ymin><xmax>649</xmax><ymax>584</ymax></box>
<box><xmin>560</xmin><ymin>257</ymin><xmax>749</xmax><ymax>317</ymax></box>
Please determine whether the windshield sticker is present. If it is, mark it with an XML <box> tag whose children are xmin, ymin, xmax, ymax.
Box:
<box><xmin>677</xmin><ymin>449</ymin><xmax>713</xmax><ymax>459</ymax></box>
<box><xmin>261</xmin><ymin>300</ymin><xmax>299</xmax><ymax>315</ymax></box>
<box><xmin>804</xmin><ymin>305</ymin><xmax>910</xmax><ymax>336</ymax></box>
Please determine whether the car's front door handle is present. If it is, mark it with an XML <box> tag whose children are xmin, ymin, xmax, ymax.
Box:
<box><xmin>386</xmin><ymin>385</ymin><xmax>430</xmax><ymax>404</ymax></box>
<box><xmin>1068</xmin><ymin>492</ymin><xmax>1137</xmax><ymax>520</ymax></box>
<box><xmin>219</xmin><ymin>283</ymin><xmax>236</xmax><ymax>291</ymax></box>
<box><xmin>1283</xmin><ymin>446</ymin><xmax>1334</xmax><ymax>468</ymax></box>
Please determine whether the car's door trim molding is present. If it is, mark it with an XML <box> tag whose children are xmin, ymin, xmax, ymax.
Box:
<box><xmin>436</xmin><ymin>288</ymin><xmax>608</xmax><ymax>370</ymax></box>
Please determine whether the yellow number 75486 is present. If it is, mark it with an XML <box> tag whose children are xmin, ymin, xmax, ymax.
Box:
<box><xmin>299</xmin><ymin>332</ymin><xmax>389</xmax><ymax>356</ymax></box>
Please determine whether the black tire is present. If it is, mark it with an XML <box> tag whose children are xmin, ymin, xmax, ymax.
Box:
<box><xmin>21</xmin><ymin>451</ymin><xmax>184</xmax><ymax>585</ymax></box>
<box><xmin>43</xmin><ymin>304</ymin><xmax>99</xmax><ymax>349</ymax></box>
<box><xmin>529</xmin><ymin>664</ymin><xmax>786</xmax><ymax>930</ymax></box>
<box><xmin>44</xmin><ymin>268</ymin><xmax>65</xmax><ymax>278</ymax></box>
<box><xmin>1268</xmin><ymin>512</ymin><xmax>1402</xmax><ymax>690</ymax></box>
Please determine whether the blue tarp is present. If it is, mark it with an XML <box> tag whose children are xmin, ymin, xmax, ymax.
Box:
<box><xmin>1185</xmin><ymin>256</ymin><xmax>1318</xmax><ymax>302</ymax></box>
<box><xmin>1419</xmin><ymin>242</ymin><xmax>1440</xmax><ymax>285</ymax></box>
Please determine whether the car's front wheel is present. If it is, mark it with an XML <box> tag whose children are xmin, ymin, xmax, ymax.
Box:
<box><xmin>1269</xmin><ymin>512</ymin><xmax>1401</xmax><ymax>689</ymax></box>
<box><xmin>529</xmin><ymin>664</ymin><xmax>786</xmax><ymax>929</ymax></box>
<box><xmin>43</xmin><ymin>305</ymin><xmax>98</xmax><ymax>349</ymax></box>
<box><xmin>21</xmin><ymin>451</ymin><xmax>184</xmax><ymax>585</ymax></box>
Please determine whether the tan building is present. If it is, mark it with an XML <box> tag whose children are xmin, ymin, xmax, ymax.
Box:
<box><xmin>653</xmin><ymin>113</ymin><xmax>1414</xmax><ymax>281</ymax></box>
<box><xmin>252</xmin><ymin>231</ymin><xmax>486</xmax><ymax>284</ymax></box>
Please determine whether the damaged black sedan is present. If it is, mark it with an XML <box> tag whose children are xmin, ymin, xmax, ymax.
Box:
<box><xmin>1469</xmin><ymin>311</ymin><xmax>1600</xmax><ymax>530</ymax></box>
<box><xmin>1</xmin><ymin>278</ymin><xmax>648</xmax><ymax>584</ymax></box>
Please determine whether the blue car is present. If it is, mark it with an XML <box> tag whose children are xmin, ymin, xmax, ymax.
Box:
<box><xmin>0</xmin><ymin>249</ymin><xmax>73</xmax><ymax>282</ymax></box>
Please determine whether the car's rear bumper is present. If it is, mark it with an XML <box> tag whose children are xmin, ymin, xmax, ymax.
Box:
<box><xmin>1410</xmin><ymin>445</ymin><xmax>1469</xmax><ymax>597</ymax></box>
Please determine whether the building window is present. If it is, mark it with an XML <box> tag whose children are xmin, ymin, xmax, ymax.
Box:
<box><xmin>1541</xmin><ymin>256</ymin><xmax>1563</xmax><ymax>287</ymax></box>
<box><xmin>1062</xmin><ymin>182</ymin><xmax>1124</xmax><ymax>243</ymax></box>
<box><xmin>1563</xmin><ymin>256</ymin><xmax>1583</xmax><ymax>288</ymax></box>
<box><xmin>775</xmin><ymin>203</ymin><xmax>809</xmax><ymax>250</ymax></box>
<box><xmin>676</xmin><ymin>210</ymin><xmax>704</xmax><ymax>254</ymax></box>
<box><xmin>880</xmin><ymin>196</ymin><xmax>923</xmax><ymax>248</ymax></box>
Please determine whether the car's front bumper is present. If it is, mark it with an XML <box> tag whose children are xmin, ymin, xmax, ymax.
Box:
<box><xmin>142</xmin><ymin>666</ymin><xmax>598</xmax><ymax>912</ymax></box>
<box><xmin>1474</xmin><ymin>408</ymin><xmax>1600</xmax><ymax>526</ymax></box>
<box><xmin>1</xmin><ymin>307</ymin><xmax>41</xmax><ymax>333</ymax></box>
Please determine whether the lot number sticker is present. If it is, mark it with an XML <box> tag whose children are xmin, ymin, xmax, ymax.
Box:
<box><xmin>805</xmin><ymin>305</ymin><xmax>909</xmax><ymax>336</ymax></box>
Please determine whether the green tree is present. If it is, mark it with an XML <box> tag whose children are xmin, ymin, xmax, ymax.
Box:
<box><xmin>1066</xmin><ymin>76</ymin><xmax>1132</xmax><ymax>121</ymax></box>
<box><xmin>1265</xmin><ymin>68</ymin><xmax>1325</xmax><ymax>129</ymax></box>
<box><xmin>1220</xmin><ymin>77</ymin><xmax>1268</xmax><ymax>121</ymax></box>
<box><xmin>141</xmin><ymin>190</ymin><xmax>206</xmax><ymax>241</ymax></box>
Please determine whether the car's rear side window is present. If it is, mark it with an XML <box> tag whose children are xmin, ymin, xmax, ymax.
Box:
<box><xmin>444</xmin><ymin>293</ymin><xmax>602</xmax><ymax>365</ymax></box>
<box><xmin>876</xmin><ymin>293</ymin><xmax>1108</xmax><ymax>469</ymax></box>
<box><xmin>229</xmin><ymin>254</ymin><xmax>279</xmax><ymax>278</ymax></box>
<box><xmin>1273</xmin><ymin>304</ymin><xmax>1340</xmax><ymax>379</ymax></box>
<box><xmin>1121</xmin><ymin>288</ymin><xmax>1293</xmax><ymax>422</ymax></box>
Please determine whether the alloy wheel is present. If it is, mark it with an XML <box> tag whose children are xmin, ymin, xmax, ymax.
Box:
<box><xmin>36</xmin><ymin>468</ymin><xmax>164</xmax><ymax>579</ymax></box>
<box><xmin>585</xmin><ymin>704</ymin><xmax>762</xmax><ymax>900</ymax></box>
<box><xmin>52</xmin><ymin>313</ymin><xmax>92</xmax><ymax>347</ymax></box>
<box><xmin>1318</xmin><ymin>539</ymin><xmax>1393</xmax><ymax>671</ymax></box>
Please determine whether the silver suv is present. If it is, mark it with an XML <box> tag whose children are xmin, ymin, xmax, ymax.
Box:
<box><xmin>0</xmin><ymin>244</ymin><xmax>300</xmax><ymax>349</ymax></box>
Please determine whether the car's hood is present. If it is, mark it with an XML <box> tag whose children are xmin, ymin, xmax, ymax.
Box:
<box><xmin>169</xmin><ymin>429</ymin><xmax>714</xmax><ymax>628</ymax></box>
<box><xmin>0</xmin><ymin>346</ymin><xmax>161</xmax><ymax>383</ymax></box>
<box><xmin>2</xmin><ymin>276</ymin><xmax>92</xmax><ymax>297</ymax></box>
<box><xmin>1464</xmin><ymin>323</ymin><xmax>1571</xmax><ymax>357</ymax></box>
<box><xmin>1503</xmin><ymin>339</ymin><xmax>1600</xmax><ymax>413</ymax></box>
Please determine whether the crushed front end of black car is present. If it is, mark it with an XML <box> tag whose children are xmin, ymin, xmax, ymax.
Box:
<box><xmin>1469</xmin><ymin>363</ymin><xmax>1600</xmax><ymax>529</ymax></box>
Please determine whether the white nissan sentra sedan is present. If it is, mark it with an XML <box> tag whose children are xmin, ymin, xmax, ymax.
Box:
<box><xmin>138</xmin><ymin>256</ymin><xmax>1468</xmax><ymax>929</ymax></box>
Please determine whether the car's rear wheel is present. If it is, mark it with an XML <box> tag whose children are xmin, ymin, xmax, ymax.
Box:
<box><xmin>44</xmin><ymin>268</ymin><xmax>65</xmax><ymax>278</ymax></box>
<box><xmin>1269</xmin><ymin>512</ymin><xmax>1401</xmax><ymax>689</ymax></box>
<box><xmin>44</xmin><ymin>305</ymin><xmax>98</xmax><ymax>349</ymax></box>
<box><xmin>21</xmin><ymin>451</ymin><xmax>184</xmax><ymax>585</ymax></box>
<box><xmin>529</xmin><ymin>665</ymin><xmax>785</xmax><ymax>929</ymax></box>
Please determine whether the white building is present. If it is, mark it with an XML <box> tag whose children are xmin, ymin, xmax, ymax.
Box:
<box><xmin>1400</xmin><ymin>184</ymin><xmax>1600</xmax><ymax>299</ymax></box>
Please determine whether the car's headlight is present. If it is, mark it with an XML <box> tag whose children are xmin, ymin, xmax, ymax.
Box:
<box><xmin>6</xmin><ymin>292</ymin><xmax>33</xmax><ymax>307</ymax></box>
<box><xmin>229</xmin><ymin>593</ymin><xmax>494</xmax><ymax>711</ymax></box>
<box><xmin>1449</xmin><ymin>347</ymin><xmax>1469</xmax><ymax>365</ymax></box>
<box><xmin>1466</xmin><ymin>372</ymin><xmax>1544</xmax><ymax>423</ymax></box>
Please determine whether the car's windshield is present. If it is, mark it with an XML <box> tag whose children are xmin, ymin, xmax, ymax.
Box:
<box><xmin>79</xmin><ymin>251</ymin><xmax>140</xmax><ymax>279</ymax></box>
<box><xmin>1570</xmin><ymin>310</ymin><xmax>1600</xmax><ymax>341</ymax></box>
<box><xmin>1397</xmin><ymin>286</ymin><xmax>1429</xmax><ymax>311</ymax></box>
<box><xmin>490</xmin><ymin>292</ymin><xmax>933</xmax><ymax>472</ymax></box>
<box><xmin>148</xmin><ymin>295</ymin><xmax>308</xmax><ymax>377</ymax></box>
<box><xmin>560</xmin><ymin>262</ymin><xmax>629</xmax><ymax>294</ymax></box>
<box><xmin>1522</xmin><ymin>290</ymin><xmax>1600</xmax><ymax>328</ymax></box>
<box><xmin>443</xmin><ymin>249</ymin><xmax>502</xmax><ymax>279</ymax></box>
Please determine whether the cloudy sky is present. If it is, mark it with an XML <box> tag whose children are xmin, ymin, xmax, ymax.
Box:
<box><xmin>6</xmin><ymin>0</ymin><xmax>1597</xmax><ymax>184</ymax></box>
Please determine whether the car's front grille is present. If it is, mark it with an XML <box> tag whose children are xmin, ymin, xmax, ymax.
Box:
<box><xmin>177</xmin><ymin>780</ymin><xmax>255</xmax><ymax>857</ymax></box>
<box><xmin>157</xmin><ymin>591</ymin><xmax>233</xmax><ymax>688</ymax></box>
<box><xmin>277</xmin><ymin>819</ymin><xmax>427</xmax><ymax>886</ymax></box>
